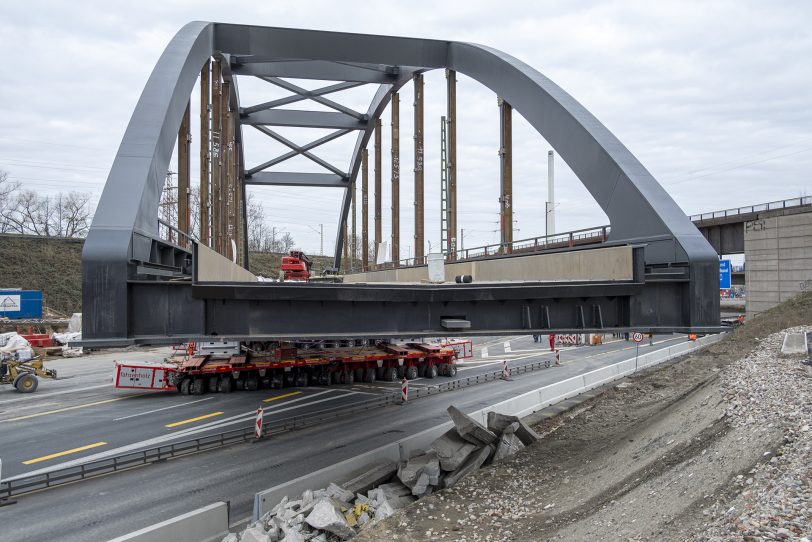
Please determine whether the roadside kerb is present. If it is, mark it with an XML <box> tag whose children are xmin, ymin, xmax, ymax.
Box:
<box><xmin>106</xmin><ymin>501</ymin><xmax>229</xmax><ymax>542</ymax></box>
<box><xmin>252</xmin><ymin>333</ymin><xmax>723</xmax><ymax>521</ymax></box>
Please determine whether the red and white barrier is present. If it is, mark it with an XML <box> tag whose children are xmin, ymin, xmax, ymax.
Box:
<box><xmin>401</xmin><ymin>378</ymin><xmax>408</xmax><ymax>403</ymax></box>
<box><xmin>555</xmin><ymin>349</ymin><xmax>561</xmax><ymax>366</ymax></box>
<box><xmin>255</xmin><ymin>407</ymin><xmax>264</xmax><ymax>439</ymax></box>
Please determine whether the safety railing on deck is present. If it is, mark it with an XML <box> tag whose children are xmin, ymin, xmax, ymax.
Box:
<box><xmin>689</xmin><ymin>196</ymin><xmax>812</xmax><ymax>222</ymax></box>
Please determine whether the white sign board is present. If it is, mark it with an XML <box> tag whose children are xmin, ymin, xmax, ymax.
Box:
<box><xmin>0</xmin><ymin>295</ymin><xmax>21</xmax><ymax>312</ymax></box>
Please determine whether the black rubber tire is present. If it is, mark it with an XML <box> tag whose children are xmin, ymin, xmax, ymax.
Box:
<box><xmin>364</xmin><ymin>368</ymin><xmax>376</xmax><ymax>383</ymax></box>
<box><xmin>417</xmin><ymin>364</ymin><xmax>427</xmax><ymax>377</ymax></box>
<box><xmin>354</xmin><ymin>368</ymin><xmax>364</xmax><ymax>382</ymax></box>
<box><xmin>207</xmin><ymin>376</ymin><xmax>219</xmax><ymax>393</ymax></box>
<box><xmin>271</xmin><ymin>374</ymin><xmax>284</xmax><ymax>389</ymax></box>
<box><xmin>13</xmin><ymin>373</ymin><xmax>38</xmax><ymax>393</ymax></box>
<box><xmin>405</xmin><ymin>365</ymin><xmax>419</xmax><ymax>380</ymax></box>
<box><xmin>375</xmin><ymin>367</ymin><xmax>385</xmax><ymax>380</ymax></box>
<box><xmin>218</xmin><ymin>377</ymin><xmax>233</xmax><ymax>393</ymax></box>
<box><xmin>179</xmin><ymin>378</ymin><xmax>191</xmax><ymax>395</ymax></box>
<box><xmin>318</xmin><ymin>371</ymin><xmax>330</xmax><ymax>386</ymax></box>
<box><xmin>425</xmin><ymin>364</ymin><xmax>438</xmax><ymax>379</ymax></box>
<box><xmin>447</xmin><ymin>364</ymin><xmax>457</xmax><ymax>377</ymax></box>
<box><xmin>190</xmin><ymin>377</ymin><xmax>205</xmax><ymax>395</ymax></box>
<box><xmin>397</xmin><ymin>366</ymin><xmax>406</xmax><ymax>379</ymax></box>
<box><xmin>343</xmin><ymin>370</ymin><xmax>354</xmax><ymax>385</ymax></box>
<box><xmin>383</xmin><ymin>367</ymin><xmax>397</xmax><ymax>382</ymax></box>
<box><xmin>295</xmin><ymin>371</ymin><xmax>309</xmax><ymax>387</ymax></box>
<box><xmin>245</xmin><ymin>375</ymin><xmax>259</xmax><ymax>391</ymax></box>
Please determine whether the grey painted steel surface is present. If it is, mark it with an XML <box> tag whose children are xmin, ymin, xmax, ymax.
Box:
<box><xmin>82</xmin><ymin>22</ymin><xmax>719</xmax><ymax>345</ymax></box>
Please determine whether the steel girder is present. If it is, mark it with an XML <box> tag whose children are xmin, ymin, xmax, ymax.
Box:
<box><xmin>81</xmin><ymin>22</ymin><xmax>720</xmax><ymax>346</ymax></box>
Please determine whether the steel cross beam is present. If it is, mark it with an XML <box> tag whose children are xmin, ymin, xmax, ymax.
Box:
<box><xmin>247</xmin><ymin>125</ymin><xmax>349</xmax><ymax>177</ymax></box>
<box><xmin>242</xmin><ymin>81</ymin><xmax>365</xmax><ymax>114</ymax></box>
<box><xmin>81</xmin><ymin>22</ymin><xmax>720</xmax><ymax>346</ymax></box>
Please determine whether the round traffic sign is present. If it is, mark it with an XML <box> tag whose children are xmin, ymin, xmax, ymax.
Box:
<box><xmin>632</xmin><ymin>332</ymin><xmax>644</xmax><ymax>343</ymax></box>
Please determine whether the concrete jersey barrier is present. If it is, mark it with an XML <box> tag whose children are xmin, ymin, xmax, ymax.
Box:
<box><xmin>107</xmin><ymin>501</ymin><xmax>229</xmax><ymax>542</ymax></box>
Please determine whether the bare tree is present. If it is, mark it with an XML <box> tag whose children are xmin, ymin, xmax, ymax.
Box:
<box><xmin>0</xmin><ymin>172</ymin><xmax>94</xmax><ymax>238</ymax></box>
<box><xmin>0</xmin><ymin>171</ymin><xmax>22</xmax><ymax>233</ymax></box>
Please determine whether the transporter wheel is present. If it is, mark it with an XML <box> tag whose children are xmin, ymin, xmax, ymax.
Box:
<box><xmin>383</xmin><ymin>367</ymin><xmax>398</xmax><ymax>382</ymax></box>
<box><xmin>245</xmin><ymin>375</ymin><xmax>259</xmax><ymax>391</ymax></box>
<box><xmin>317</xmin><ymin>371</ymin><xmax>330</xmax><ymax>386</ymax></box>
<box><xmin>271</xmin><ymin>373</ymin><xmax>284</xmax><ymax>389</ymax></box>
<box><xmin>207</xmin><ymin>376</ymin><xmax>219</xmax><ymax>393</ymax></box>
<box><xmin>376</xmin><ymin>367</ymin><xmax>385</xmax><ymax>380</ymax></box>
<box><xmin>446</xmin><ymin>364</ymin><xmax>457</xmax><ymax>377</ymax></box>
<box><xmin>405</xmin><ymin>365</ymin><xmax>419</xmax><ymax>380</ymax></box>
<box><xmin>363</xmin><ymin>368</ymin><xmax>376</xmax><ymax>383</ymax></box>
<box><xmin>425</xmin><ymin>364</ymin><xmax>438</xmax><ymax>379</ymax></box>
<box><xmin>417</xmin><ymin>365</ymin><xmax>427</xmax><ymax>377</ymax></box>
<box><xmin>13</xmin><ymin>373</ymin><xmax>38</xmax><ymax>393</ymax></box>
<box><xmin>397</xmin><ymin>366</ymin><xmax>406</xmax><ymax>379</ymax></box>
<box><xmin>354</xmin><ymin>368</ymin><xmax>364</xmax><ymax>382</ymax></box>
<box><xmin>284</xmin><ymin>372</ymin><xmax>296</xmax><ymax>387</ymax></box>
<box><xmin>218</xmin><ymin>377</ymin><xmax>233</xmax><ymax>393</ymax></box>
<box><xmin>190</xmin><ymin>377</ymin><xmax>205</xmax><ymax>395</ymax></box>
<box><xmin>342</xmin><ymin>370</ymin><xmax>354</xmax><ymax>385</ymax></box>
<box><xmin>295</xmin><ymin>371</ymin><xmax>309</xmax><ymax>387</ymax></box>
<box><xmin>178</xmin><ymin>378</ymin><xmax>191</xmax><ymax>395</ymax></box>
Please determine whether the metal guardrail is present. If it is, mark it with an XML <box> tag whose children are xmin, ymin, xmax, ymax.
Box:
<box><xmin>0</xmin><ymin>356</ymin><xmax>557</xmax><ymax>500</ymax></box>
<box><xmin>689</xmin><ymin>196</ymin><xmax>811</xmax><ymax>222</ymax></box>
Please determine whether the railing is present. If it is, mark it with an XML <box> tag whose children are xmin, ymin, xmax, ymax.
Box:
<box><xmin>0</xmin><ymin>353</ymin><xmax>563</xmax><ymax>500</ymax></box>
<box><xmin>689</xmin><ymin>196</ymin><xmax>812</xmax><ymax>222</ymax></box>
<box><xmin>157</xmin><ymin>218</ymin><xmax>195</xmax><ymax>250</ymax></box>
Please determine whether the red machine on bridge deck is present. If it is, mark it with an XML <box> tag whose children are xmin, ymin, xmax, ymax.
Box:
<box><xmin>281</xmin><ymin>251</ymin><xmax>312</xmax><ymax>281</ymax></box>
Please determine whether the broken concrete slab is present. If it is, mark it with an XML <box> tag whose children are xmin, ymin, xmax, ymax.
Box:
<box><xmin>340</xmin><ymin>459</ymin><xmax>398</xmax><ymax>495</ymax></box>
<box><xmin>492</xmin><ymin>431</ymin><xmax>525</xmax><ymax>462</ymax></box>
<box><xmin>397</xmin><ymin>451</ymin><xmax>440</xmax><ymax>489</ymax></box>
<box><xmin>411</xmin><ymin>472</ymin><xmax>431</xmax><ymax>496</ymax></box>
<box><xmin>374</xmin><ymin>500</ymin><xmax>397</xmax><ymax>522</ymax></box>
<box><xmin>431</xmin><ymin>428</ymin><xmax>479</xmax><ymax>471</ymax></box>
<box><xmin>241</xmin><ymin>525</ymin><xmax>272</xmax><ymax>542</ymax></box>
<box><xmin>305</xmin><ymin>498</ymin><xmax>356</xmax><ymax>539</ymax></box>
<box><xmin>443</xmin><ymin>445</ymin><xmax>492</xmax><ymax>489</ymax></box>
<box><xmin>448</xmin><ymin>405</ymin><xmax>498</xmax><ymax>445</ymax></box>
<box><xmin>486</xmin><ymin>411</ymin><xmax>540</xmax><ymax>446</ymax></box>
<box><xmin>326</xmin><ymin>482</ymin><xmax>355</xmax><ymax>504</ymax></box>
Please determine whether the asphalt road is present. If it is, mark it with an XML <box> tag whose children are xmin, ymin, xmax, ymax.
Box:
<box><xmin>0</xmin><ymin>334</ymin><xmax>688</xmax><ymax>541</ymax></box>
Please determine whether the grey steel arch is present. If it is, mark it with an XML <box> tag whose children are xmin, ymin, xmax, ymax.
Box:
<box><xmin>82</xmin><ymin>22</ymin><xmax>719</xmax><ymax>344</ymax></box>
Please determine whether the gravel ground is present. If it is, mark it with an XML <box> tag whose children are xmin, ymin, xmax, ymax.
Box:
<box><xmin>357</xmin><ymin>293</ymin><xmax>812</xmax><ymax>542</ymax></box>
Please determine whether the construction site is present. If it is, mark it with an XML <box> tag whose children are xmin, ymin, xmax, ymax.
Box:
<box><xmin>0</xmin><ymin>9</ymin><xmax>811</xmax><ymax>542</ymax></box>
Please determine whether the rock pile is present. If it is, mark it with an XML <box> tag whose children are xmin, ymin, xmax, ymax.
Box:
<box><xmin>224</xmin><ymin>405</ymin><xmax>538</xmax><ymax>541</ymax></box>
<box><xmin>702</xmin><ymin>326</ymin><xmax>812</xmax><ymax>541</ymax></box>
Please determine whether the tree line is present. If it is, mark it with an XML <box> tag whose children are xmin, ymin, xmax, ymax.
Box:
<box><xmin>1</xmin><ymin>170</ymin><xmax>297</xmax><ymax>253</ymax></box>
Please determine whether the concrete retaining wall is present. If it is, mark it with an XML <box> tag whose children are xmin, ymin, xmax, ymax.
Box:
<box><xmin>746</xmin><ymin>211</ymin><xmax>812</xmax><ymax>316</ymax></box>
<box><xmin>107</xmin><ymin>501</ymin><xmax>229</xmax><ymax>542</ymax></box>
<box><xmin>251</xmin><ymin>333</ymin><xmax>723</xmax><ymax>521</ymax></box>
<box><xmin>343</xmin><ymin>245</ymin><xmax>633</xmax><ymax>284</ymax></box>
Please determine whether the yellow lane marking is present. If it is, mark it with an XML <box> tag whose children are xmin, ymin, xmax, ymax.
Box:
<box><xmin>1</xmin><ymin>396</ymin><xmax>139</xmax><ymax>424</ymax></box>
<box><xmin>165</xmin><ymin>411</ymin><xmax>224</xmax><ymax>428</ymax></box>
<box><xmin>23</xmin><ymin>441</ymin><xmax>107</xmax><ymax>465</ymax></box>
<box><xmin>262</xmin><ymin>391</ymin><xmax>302</xmax><ymax>403</ymax></box>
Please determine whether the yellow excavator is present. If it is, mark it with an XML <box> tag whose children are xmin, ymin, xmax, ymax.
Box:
<box><xmin>0</xmin><ymin>356</ymin><xmax>57</xmax><ymax>393</ymax></box>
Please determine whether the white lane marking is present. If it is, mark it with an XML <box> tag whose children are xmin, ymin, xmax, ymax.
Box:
<box><xmin>6</xmin><ymin>389</ymin><xmax>362</xmax><ymax>481</ymax></box>
<box><xmin>481</xmin><ymin>347</ymin><xmax>489</xmax><ymax>358</ymax></box>
<box><xmin>0</xmin><ymin>384</ymin><xmax>111</xmax><ymax>406</ymax></box>
<box><xmin>504</xmin><ymin>341</ymin><xmax>512</xmax><ymax>353</ymax></box>
<box><xmin>113</xmin><ymin>397</ymin><xmax>215</xmax><ymax>421</ymax></box>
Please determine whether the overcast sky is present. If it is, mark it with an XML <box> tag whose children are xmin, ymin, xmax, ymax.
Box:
<box><xmin>0</xmin><ymin>1</ymin><xmax>810</xmax><ymax>258</ymax></box>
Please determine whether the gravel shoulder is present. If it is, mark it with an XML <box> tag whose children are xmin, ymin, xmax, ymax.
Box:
<box><xmin>357</xmin><ymin>292</ymin><xmax>812</xmax><ymax>542</ymax></box>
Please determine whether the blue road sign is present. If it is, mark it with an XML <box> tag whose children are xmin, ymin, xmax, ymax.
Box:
<box><xmin>719</xmin><ymin>259</ymin><xmax>731</xmax><ymax>290</ymax></box>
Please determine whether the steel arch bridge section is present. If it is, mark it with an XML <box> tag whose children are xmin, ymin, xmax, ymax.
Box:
<box><xmin>81</xmin><ymin>22</ymin><xmax>720</xmax><ymax>345</ymax></box>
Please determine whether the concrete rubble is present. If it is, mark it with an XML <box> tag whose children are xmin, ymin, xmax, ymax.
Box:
<box><xmin>224</xmin><ymin>404</ymin><xmax>536</xmax><ymax>541</ymax></box>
